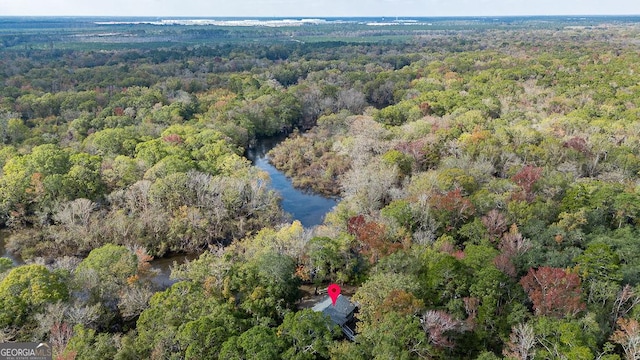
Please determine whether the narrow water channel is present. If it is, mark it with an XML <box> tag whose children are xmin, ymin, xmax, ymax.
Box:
<box><xmin>0</xmin><ymin>231</ymin><xmax>21</xmax><ymax>266</ymax></box>
<box><xmin>246</xmin><ymin>137</ymin><xmax>338</xmax><ymax>228</ymax></box>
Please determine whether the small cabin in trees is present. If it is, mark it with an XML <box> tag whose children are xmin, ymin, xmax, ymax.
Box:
<box><xmin>312</xmin><ymin>294</ymin><xmax>357</xmax><ymax>341</ymax></box>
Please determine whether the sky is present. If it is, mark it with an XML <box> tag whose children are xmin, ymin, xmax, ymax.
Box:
<box><xmin>1</xmin><ymin>0</ymin><xmax>639</xmax><ymax>17</ymax></box>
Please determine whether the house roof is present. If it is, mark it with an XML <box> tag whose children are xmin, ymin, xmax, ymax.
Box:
<box><xmin>311</xmin><ymin>294</ymin><xmax>357</xmax><ymax>326</ymax></box>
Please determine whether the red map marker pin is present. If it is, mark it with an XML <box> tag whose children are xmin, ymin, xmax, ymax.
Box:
<box><xmin>328</xmin><ymin>283</ymin><xmax>341</xmax><ymax>306</ymax></box>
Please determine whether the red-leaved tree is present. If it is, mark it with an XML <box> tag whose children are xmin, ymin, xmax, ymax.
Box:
<box><xmin>347</xmin><ymin>215</ymin><xmax>402</xmax><ymax>263</ymax></box>
<box><xmin>520</xmin><ymin>267</ymin><xmax>585</xmax><ymax>318</ymax></box>
<box><xmin>162</xmin><ymin>133</ymin><xmax>183</xmax><ymax>144</ymax></box>
<box><xmin>563</xmin><ymin>136</ymin><xmax>589</xmax><ymax>155</ymax></box>
<box><xmin>511</xmin><ymin>165</ymin><xmax>542</xmax><ymax>202</ymax></box>
<box><xmin>395</xmin><ymin>139</ymin><xmax>434</xmax><ymax>170</ymax></box>
<box><xmin>430</xmin><ymin>189</ymin><xmax>475</xmax><ymax>229</ymax></box>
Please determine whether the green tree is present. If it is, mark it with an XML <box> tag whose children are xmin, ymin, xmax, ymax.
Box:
<box><xmin>220</xmin><ymin>325</ymin><xmax>283</xmax><ymax>360</ymax></box>
<box><xmin>176</xmin><ymin>306</ymin><xmax>245</xmax><ymax>360</ymax></box>
<box><xmin>358</xmin><ymin>311</ymin><xmax>430</xmax><ymax>360</ymax></box>
<box><xmin>277</xmin><ymin>309</ymin><xmax>340</xmax><ymax>360</ymax></box>
<box><xmin>25</xmin><ymin>144</ymin><xmax>71</xmax><ymax>176</ymax></box>
<box><xmin>0</xmin><ymin>144</ymin><xmax>72</xmax><ymax>219</ymax></box>
<box><xmin>0</xmin><ymin>258</ymin><xmax>12</xmax><ymax>275</ymax></box>
<box><xmin>143</xmin><ymin>154</ymin><xmax>196</xmax><ymax>180</ymax></box>
<box><xmin>574</xmin><ymin>242</ymin><xmax>624</xmax><ymax>330</ymax></box>
<box><xmin>423</xmin><ymin>250</ymin><xmax>471</xmax><ymax>312</ymax></box>
<box><xmin>2</xmin><ymin>118</ymin><xmax>29</xmax><ymax>144</ymax></box>
<box><xmin>102</xmin><ymin>155</ymin><xmax>143</xmax><ymax>190</ymax></box>
<box><xmin>63</xmin><ymin>153</ymin><xmax>105</xmax><ymax>200</ymax></box>
<box><xmin>306</xmin><ymin>236</ymin><xmax>345</xmax><ymax>284</ymax></box>
<box><xmin>63</xmin><ymin>324</ymin><xmax>118</xmax><ymax>360</ymax></box>
<box><xmin>375</xmin><ymin>105</ymin><xmax>408</xmax><ymax>126</ymax></box>
<box><xmin>224</xmin><ymin>252</ymin><xmax>300</xmax><ymax>323</ymax></box>
<box><xmin>83</xmin><ymin>128</ymin><xmax>139</xmax><ymax>157</ymax></box>
<box><xmin>329</xmin><ymin>341</ymin><xmax>368</xmax><ymax>360</ymax></box>
<box><xmin>134</xmin><ymin>139</ymin><xmax>171</xmax><ymax>168</ymax></box>
<box><xmin>381</xmin><ymin>199</ymin><xmax>416</xmax><ymax>231</ymax></box>
<box><xmin>0</xmin><ymin>264</ymin><xmax>68</xmax><ymax>328</ymax></box>
<box><xmin>532</xmin><ymin>316</ymin><xmax>598</xmax><ymax>360</ymax></box>
<box><xmin>74</xmin><ymin>244</ymin><xmax>137</xmax><ymax>303</ymax></box>
<box><xmin>134</xmin><ymin>281</ymin><xmax>222</xmax><ymax>359</ymax></box>
<box><xmin>352</xmin><ymin>272</ymin><xmax>421</xmax><ymax>333</ymax></box>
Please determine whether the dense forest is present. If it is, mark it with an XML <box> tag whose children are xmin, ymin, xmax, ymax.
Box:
<box><xmin>2</xmin><ymin>16</ymin><xmax>640</xmax><ymax>359</ymax></box>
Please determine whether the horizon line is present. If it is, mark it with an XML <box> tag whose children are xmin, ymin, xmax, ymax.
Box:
<box><xmin>1</xmin><ymin>14</ymin><xmax>640</xmax><ymax>18</ymax></box>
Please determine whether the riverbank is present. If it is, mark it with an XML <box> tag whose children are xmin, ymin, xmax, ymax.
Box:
<box><xmin>246</xmin><ymin>136</ymin><xmax>339</xmax><ymax>228</ymax></box>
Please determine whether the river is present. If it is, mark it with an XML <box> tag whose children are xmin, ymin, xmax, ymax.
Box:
<box><xmin>1</xmin><ymin>136</ymin><xmax>339</xmax><ymax>288</ymax></box>
<box><xmin>0</xmin><ymin>231</ymin><xmax>22</xmax><ymax>266</ymax></box>
<box><xmin>245</xmin><ymin>136</ymin><xmax>338</xmax><ymax>228</ymax></box>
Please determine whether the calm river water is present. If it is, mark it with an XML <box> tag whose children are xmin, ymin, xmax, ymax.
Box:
<box><xmin>0</xmin><ymin>231</ymin><xmax>21</xmax><ymax>266</ymax></box>
<box><xmin>245</xmin><ymin>136</ymin><xmax>338</xmax><ymax>228</ymax></box>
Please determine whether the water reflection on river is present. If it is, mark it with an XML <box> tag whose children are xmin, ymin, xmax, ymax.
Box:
<box><xmin>246</xmin><ymin>137</ymin><xmax>339</xmax><ymax>228</ymax></box>
<box><xmin>146</xmin><ymin>253</ymin><xmax>198</xmax><ymax>289</ymax></box>
<box><xmin>0</xmin><ymin>229</ymin><xmax>193</xmax><ymax>290</ymax></box>
<box><xmin>0</xmin><ymin>231</ymin><xmax>21</xmax><ymax>266</ymax></box>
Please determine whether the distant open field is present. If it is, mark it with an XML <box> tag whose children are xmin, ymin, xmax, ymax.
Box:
<box><xmin>2</xmin><ymin>15</ymin><xmax>640</xmax><ymax>50</ymax></box>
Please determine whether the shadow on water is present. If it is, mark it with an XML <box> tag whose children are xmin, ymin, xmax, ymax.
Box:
<box><xmin>145</xmin><ymin>253</ymin><xmax>199</xmax><ymax>289</ymax></box>
<box><xmin>246</xmin><ymin>136</ymin><xmax>339</xmax><ymax>228</ymax></box>
<box><xmin>0</xmin><ymin>230</ymin><xmax>194</xmax><ymax>290</ymax></box>
<box><xmin>0</xmin><ymin>230</ymin><xmax>23</xmax><ymax>266</ymax></box>
<box><xmin>0</xmin><ymin>229</ymin><xmax>192</xmax><ymax>289</ymax></box>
